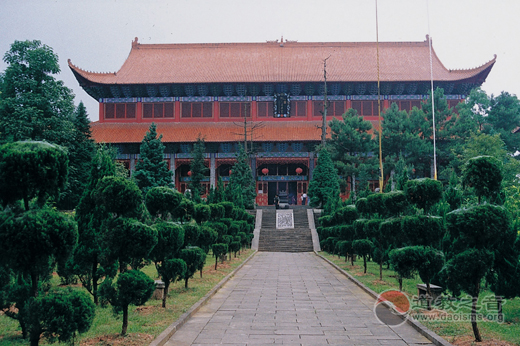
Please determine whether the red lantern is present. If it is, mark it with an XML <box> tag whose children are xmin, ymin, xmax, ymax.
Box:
<box><xmin>262</xmin><ymin>168</ymin><xmax>269</xmax><ymax>175</ymax></box>
<box><xmin>296</xmin><ymin>167</ymin><xmax>303</xmax><ymax>175</ymax></box>
<box><xmin>229</xmin><ymin>170</ymin><xmax>232</xmax><ymax>175</ymax></box>
<box><xmin>187</xmin><ymin>171</ymin><xmax>192</xmax><ymax>176</ymax></box>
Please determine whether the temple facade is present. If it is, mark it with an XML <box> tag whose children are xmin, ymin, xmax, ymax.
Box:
<box><xmin>69</xmin><ymin>37</ymin><xmax>495</xmax><ymax>206</ymax></box>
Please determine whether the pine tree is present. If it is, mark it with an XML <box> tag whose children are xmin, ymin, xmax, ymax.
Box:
<box><xmin>228</xmin><ymin>145</ymin><xmax>256</xmax><ymax>209</ymax></box>
<box><xmin>308</xmin><ymin>148</ymin><xmax>340</xmax><ymax>208</ymax></box>
<box><xmin>58</xmin><ymin>101</ymin><xmax>95</xmax><ymax>210</ymax></box>
<box><xmin>133</xmin><ymin>123</ymin><xmax>173</xmax><ymax>194</ymax></box>
<box><xmin>189</xmin><ymin>136</ymin><xmax>208</xmax><ymax>203</ymax></box>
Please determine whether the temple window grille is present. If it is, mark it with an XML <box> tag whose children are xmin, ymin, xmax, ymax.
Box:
<box><xmin>143</xmin><ymin>102</ymin><xmax>174</xmax><ymax>119</ymax></box>
<box><xmin>257</xmin><ymin>102</ymin><xmax>273</xmax><ymax>117</ymax></box>
<box><xmin>181</xmin><ymin>102</ymin><xmax>212</xmax><ymax>118</ymax></box>
<box><xmin>220</xmin><ymin>102</ymin><xmax>251</xmax><ymax>118</ymax></box>
<box><xmin>290</xmin><ymin>101</ymin><xmax>307</xmax><ymax>117</ymax></box>
<box><xmin>313</xmin><ymin>100</ymin><xmax>346</xmax><ymax>117</ymax></box>
<box><xmin>105</xmin><ymin>103</ymin><xmax>136</xmax><ymax>119</ymax></box>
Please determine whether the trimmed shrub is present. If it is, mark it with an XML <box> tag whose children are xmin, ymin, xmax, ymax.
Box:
<box><xmin>404</xmin><ymin>178</ymin><xmax>443</xmax><ymax>213</ymax></box>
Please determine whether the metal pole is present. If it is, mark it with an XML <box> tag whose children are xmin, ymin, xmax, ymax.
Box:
<box><xmin>376</xmin><ymin>0</ymin><xmax>384</xmax><ymax>192</ymax></box>
<box><xmin>427</xmin><ymin>0</ymin><xmax>437</xmax><ymax>180</ymax></box>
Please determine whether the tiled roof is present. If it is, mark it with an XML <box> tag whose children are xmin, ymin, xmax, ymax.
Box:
<box><xmin>91</xmin><ymin>120</ymin><xmax>381</xmax><ymax>144</ymax></box>
<box><xmin>69</xmin><ymin>38</ymin><xmax>495</xmax><ymax>85</ymax></box>
<box><xmin>90</xmin><ymin>121</ymin><xmax>367</xmax><ymax>144</ymax></box>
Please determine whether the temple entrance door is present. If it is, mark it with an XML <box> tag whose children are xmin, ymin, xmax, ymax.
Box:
<box><xmin>268</xmin><ymin>182</ymin><xmax>277</xmax><ymax>205</ymax></box>
<box><xmin>288</xmin><ymin>182</ymin><xmax>297</xmax><ymax>205</ymax></box>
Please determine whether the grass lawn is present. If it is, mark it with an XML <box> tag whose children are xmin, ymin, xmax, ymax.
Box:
<box><xmin>0</xmin><ymin>249</ymin><xmax>255</xmax><ymax>346</ymax></box>
<box><xmin>320</xmin><ymin>252</ymin><xmax>520</xmax><ymax>346</ymax></box>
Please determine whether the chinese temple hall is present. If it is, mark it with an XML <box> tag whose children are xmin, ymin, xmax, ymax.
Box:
<box><xmin>69</xmin><ymin>37</ymin><xmax>495</xmax><ymax>206</ymax></box>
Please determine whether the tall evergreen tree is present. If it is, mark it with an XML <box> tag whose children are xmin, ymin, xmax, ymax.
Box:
<box><xmin>58</xmin><ymin>102</ymin><xmax>95</xmax><ymax>210</ymax></box>
<box><xmin>0</xmin><ymin>40</ymin><xmax>75</xmax><ymax>145</ymax></box>
<box><xmin>189</xmin><ymin>136</ymin><xmax>208</xmax><ymax>203</ymax></box>
<box><xmin>308</xmin><ymin>149</ymin><xmax>340</xmax><ymax>208</ymax></box>
<box><xmin>133</xmin><ymin>123</ymin><xmax>173</xmax><ymax>194</ymax></box>
<box><xmin>329</xmin><ymin>108</ymin><xmax>378</xmax><ymax>195</ymax></box>
<box><xmin>228</xmin><ymin>145</ymin><xmax>256</xmax><ymax>209</ymax></box>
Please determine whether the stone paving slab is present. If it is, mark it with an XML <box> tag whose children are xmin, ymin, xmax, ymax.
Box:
<box><xmin>163</xmin><ymin>252</ymin><xmax>439</xmax><ymax>346</ymax></box>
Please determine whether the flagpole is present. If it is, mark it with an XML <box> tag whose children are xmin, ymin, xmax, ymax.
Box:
<box><xmin>376</xmin><ymin>0</ymin><xmax>383</xmax><ymax>192</ymax></box>
<box><xmin>427</xmin><ymin>0</ymin><xmax>437</xmax><ymax>180</ymax></box>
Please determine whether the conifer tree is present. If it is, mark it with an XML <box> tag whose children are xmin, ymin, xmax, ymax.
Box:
<box><xmin>308</xmin><ymin>149</ymin><xmax>340</xmax><ymax>208</ymax></box>
<box><xmin>58</xmin><ymin>101</ymin><xmax>95</xmax><ymax>210</ymax></box>
<box><xmin>228</xmin><ymin>145</ymin><xmax>256</xmax><ymax>209</ymax></box>
<box><xmin>133</xmin><ymin>123</ymin><xmax>173</xmax><ymax>194</ymax></box>
<box><xmin>189</xmin><ymin>136</ymin><xmax>208</xmax><ymax>203</ymax></box>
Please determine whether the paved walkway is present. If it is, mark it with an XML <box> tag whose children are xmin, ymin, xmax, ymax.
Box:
<box><xmin>165</xmin><ymin>252</ymin><xmax>435</xmax><ymax>346</ymax></box>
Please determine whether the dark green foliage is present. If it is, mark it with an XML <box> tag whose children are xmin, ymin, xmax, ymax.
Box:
<box><xmin>353</xmin><ymin>239</ymin><xmax>374</xmax><ymax>273</ymax></box>
<box><xmin>334</xmin><ymin>205</ymin><xmax>358</xmax><ymax>225</ymax></box>
<box><xmin>0</xmin><ymin>207</ymin><xmax>77</xmax><ymax>297</ymax></box>
<box><xmin>99</xmin><ymin>270</ymin><xmax>154</xmax><ymax>335</ymax></box>
<box><xmin>74</xmin><ymin>145</ymin><xmax>118</xmax><ymax>305</ymax></box>
<box><xmin>354</xmin><ymin>198</ymin><xmax>369</xmax><ymax>216</ymax></box>
<box><xmin>189</xmin><ymin>137</ymin><xmax>208</xmax><ymax>202</ymax></box>
<box><xmin>183</xmin><ymin>223</ymin><xmax>201</xmax><ymax>248</ymax></box>
<box><xmin>179</xmin><ymin>247</ymin><xmax>206</xmax><ymax>288</ymax></box>
<box><xmin>58</xmin><ymin>102</ymin><xmax>95</xmax><ymax>210</ymax></box>
<box><xmin>228</xmin><ymin>222</ymin><xmax>241</xmax><ymax>236</ymax></box>
<box><xmin>404</xmin><ymin>178</ymin><xmax>443</xmax><ymax>213</ymax></box>
<box><xmin>318</xmin><ymin>214</ymin><xmax>333</xmax><ymax>227</ymax></box>
<box><xmin>197</xmin><ymin>225</ymin><xmax>219</xmax><ymax>253</ymax></box>
<box><xmin>383</xmin><ymin>191</ymin><xmax>408</xmax><ymax>216</ymax></box>
<box><xmin>156</xmin><ymin>258</ymin><xmax>186</xmax><ymax>308</ymax></box>
<box><xmin>104</xmin><ymin>218</ymin><xmax>158</xmax><ymax>271</ymax></box>
<box><xmin>25</xmin><ymin>288</ymin><xmax>95</xmax><ymax>345</ymax></box>
<box><xmin>335</xmin><ymin>240</ymin><xmax>350</xmax><ymax>260</ymax></box>
<box><xmin>322</xmin><ymin>237</ymin><xmax>339</xmax><ymax>254</ymax></box>
<box><xmin>444</xmin><ymin>204</ymin><xmax>513</xmax><ymax>341</ymax></box>
<box><xmin>212</xmin><ymin>243</ymin><xmax>228</xmax><ymax>270</ymax></box>
<box><xmin>444</xmin><ymin>171</ymin><xmax>463</xmax><ymax>211</ymax></box>
<box><xmin>237</xmin><ymin>231</ymin><xmax>248</xmax><ymax>248</ymax></box>
<box><xmin>95</xmin><ymin>176</ymin><xmax>142</xmax><ymax>217</ymax></box>
<box><xmin>0</xmin><ymin>141</ymin><xmax>68</xmax><ymax>210</ymax></box>
<box><xmin>230</xmin><ymin>241</ymin><xmax>241</xmax><ymax>257</ymax></box>
<box><xmin>133</xmin><ymin>123</ymin><xmax>173</xmax><ymax>194</ymax></box>
<box><xmin>219</xmin><ymin>202</ymin><xmax>235</xmax><ymax>218</ymax></box>
<box><xmin>402</xmin><ymin>215</ymin><xmax>444</xmax><ymax>247</ymax></box>
<box><xmin>328</xmin><ymin>108</ymin><xmax>378</xmax><ymax>197</ymax></box>
<box><xmin>463</xmin><ymin>156</ymin><xmax>502</xmax><ymax>203</ymax></box>
<box><xmin>145</xmin><ymin>187</ymin><xmax>182</xmax><ymax>220</ymax></box>
<box><xmin>0</xmin><ymin>40</ymin><xmax>75</xmax><ymax>146</ymax></box>
<box><xmin>194</xmin><ymin>204</ymin><xmax>211</xmax><ymax>224</ymax></box>
<box><xmin>446</xmin><ymin>204</ymin><xmax>510</xmax><ymax>253</ymax></box>
<box><xmin>150</xmin><ymin>222</ymin><xmax>184</xmax><ymax>262</ymax></box>
<box><xmin>228</xmin><ymin>145</ymin><xmax>256</xmax><ymax>209</ymax></box>
<box><xmin>363</xmin><ymin>219</ymin><xmax>383</xmax><ymax>239</ymax></box>
<box><xmin>308</xmin><ymin>149</ymin><xmax>340</xmax><ymax>208</ymax></box>
<box><xmin>366</xmin><ymin>193</ymin><xmax>386</xmax><ymax>217</ymax></box>
<box><xmin>172</xmin><ymin>197</ymin><xmax>195</xmax><ymax>222</ymax></box>
<box><xmin>209</xmin><ymin>203</ymin><xmax>225</xmax><ymax>220</ymax></box>
<box><xmin>389</xmin><ymin>247</ymin><xmax>419</xmax><ymax>280</ymax></box>
<box><xmin>353</xmin><ymin>219</ymin><xmax>368</xmax><ymax>239</ymax></box>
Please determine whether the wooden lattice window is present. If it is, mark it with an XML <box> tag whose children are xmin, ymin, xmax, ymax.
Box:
<box><xmin>104</xmin><ymin>103</ymin><xmax>137</xmax><ymax>119</ymax></box>
<box><xmin>313</xmin><ymin>100</ymin><xmax>346</xmax><ymax>116</ymax></box>
<box><xmin>290</xmin><ymin>101</ymin><xmax>307</xmax><ymax>117</ymax></box>
<box><xmin>257</xmin><ymin>102</ymin><xmax>273</xmax><ymax>117</ymax></box>
<box><xmin>181</xmin><ymin>102</ymin><xmax>212</xmax><ymax>118</ymax></box>
<box><xmin>220</xmin><ymin>102</ymin><xmax>251</xmax><ymax>118</ymax></box>
<box><xmin>143</xmin><ymin>103</ymin><xmax>174</xmax><ymax>118</ymax></box>
<box><xmin>351</xmin><ymin>101</ymin><xmax>378</xmax><ymax>116</ymax></box>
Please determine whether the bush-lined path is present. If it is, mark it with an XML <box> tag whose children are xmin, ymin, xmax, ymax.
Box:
<box><xmin>163</xmin><ymin>252</ymin><xmax>438</xmax><ymax>345</ymax></box>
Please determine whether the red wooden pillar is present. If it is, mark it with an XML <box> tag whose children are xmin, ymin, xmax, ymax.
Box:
<box><xmin>99</xmin><ymin>103</ymin><xmax>105</xmax><ymax>122</ymax></box>
<box><xmin>136</xmin><ymin>102</ymin><xmax>143</xmax><ymax>123</ymax></box>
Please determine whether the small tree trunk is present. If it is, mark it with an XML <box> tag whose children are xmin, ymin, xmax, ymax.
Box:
<box><xmin>471</xmin><ymin>285</ymin><xmax>482</xmax><ymax>342</ymax></box>
<box><xmin>31</xmin><ymin>272</ymin><xmax>39</xmax><ymax>297</ymax></box>
<box><xmin>398</xmin><ymin>277</ymin><xmax>403</xmax><ymax>292</ymax></box>
<box><xmin>184</xmin><ymin>278</ymin><xmax>189</xmax><ymax>289</ymax></box>
<box><xmin>121</xmin><ymin>305</ymin><xmax>129</xmax><ymax>335</ymax></box>
<box><xmin>200</xmin><ymin>268</ymin><xmax>203</xmax><ymax>278</ymax></box>
<box><xmin>162</xmin><ymin>281</ymin><xmax>170</xmax><ymax>308</ymax></box>
<box><xmin>92</xmin><ymin>262</ymin><xmax>99</xmax><ymax>305</ymax></box>
<box><xmin>379</xmin><ymin>260</ymin><xmax>383</xmax><ymax>281</ymax></box>
<box><xmin>363</xmin><ymin>256</ymin><xmax>367</xmax><ymax>274</ymax></box>
<box><xmin>215</xmin><ymin>256</ymin><xmax>218</xmax><ymax>270</ymax></box>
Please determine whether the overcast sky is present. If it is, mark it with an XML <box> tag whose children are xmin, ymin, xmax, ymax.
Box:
<box><xmin>1</xmin><ymin>0</ymin><xmax>518</xmax><ymax>122</ymax></box>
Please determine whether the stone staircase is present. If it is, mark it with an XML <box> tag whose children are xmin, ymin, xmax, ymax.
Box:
<box><xmin>258</xmin><ymin>208</ymin><xmax>314</xmax><ymax>252</ymax></box>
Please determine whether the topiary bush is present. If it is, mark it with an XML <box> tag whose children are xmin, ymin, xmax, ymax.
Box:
<box><xmin>404</xmin><ymin>178</ymin><xmax>443</xmax><ymax>213</ymax></box>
